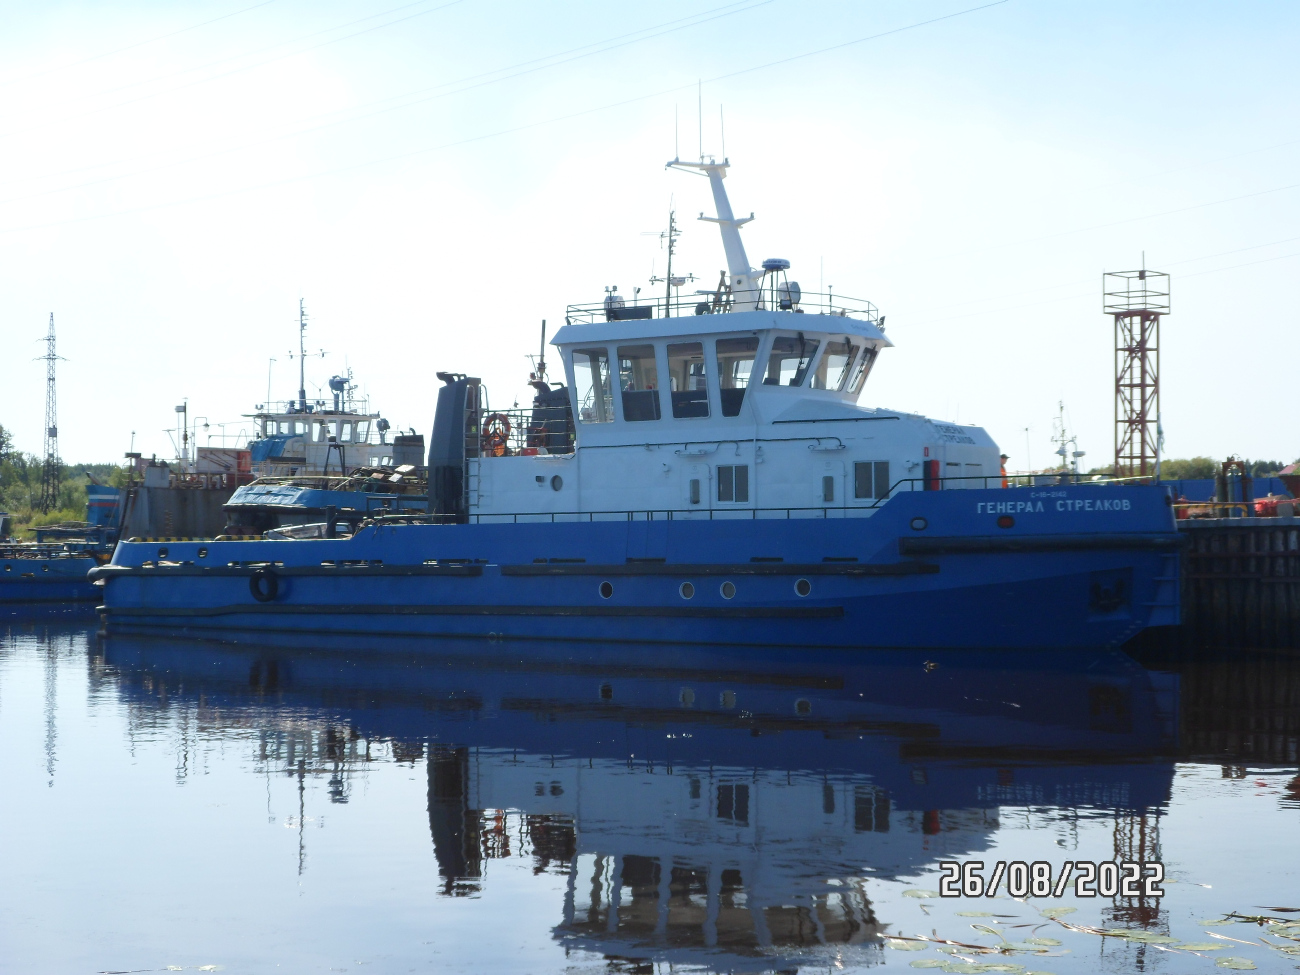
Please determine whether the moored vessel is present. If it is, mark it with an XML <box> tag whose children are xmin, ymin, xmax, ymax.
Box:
<box><xmin>95</xmin><ymin>157</ymin><xmax>1181</xmax><ymax>648</ymax></box>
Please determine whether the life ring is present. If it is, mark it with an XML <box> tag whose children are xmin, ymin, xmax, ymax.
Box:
<box><xmin>482</xmin><ymin>413</ymin><xmax>511</xmax><ymax>456</ymax></box>
<box><xmin>249</xmin><ymin>567</ymin><xmax>279</xmax><ymax>602</ymax></box>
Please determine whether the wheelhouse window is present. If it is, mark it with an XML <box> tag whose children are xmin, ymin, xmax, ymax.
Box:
<box><xmin>667</xmin><ymin>342</ymin><xmax>709</xmax><ymax>418</ymax></box>
<box><xmin>616</xmin><ymin>344</ymin><xmax>661</xmax><ymax>421</ymax></box>
<box><xmin>717</xmin><ymin>464</ymin><xmax>750</xmax><ymax>503</ymax></box>
<box><xmin>764</xmin><ymin>334</ymin><xmax>820</xmax><ymax>386</ymax></box>
<box><xmin>715</xmin><ymin>336</ymin><xmax>759</xmax><ymax>417</ymax></box>
<box><xmin>572</xmin><ymin>348</ymin><xmax>615</xmax><ymax>423</ymax></box>
<box><xmin>810</xmin><ymin>340</ymin><xmax>859</xmax><ymax>390</ymax></box>
<box><xmin>846</xmin><ymin>344</ymin><xmax>880</xmax><ymax>394</ymax></box>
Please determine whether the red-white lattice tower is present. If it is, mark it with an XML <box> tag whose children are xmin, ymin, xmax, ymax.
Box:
<box><xmin>1104</xmin><ymin>268</ymin><xmax>1169</xmax><ymax>478</ymax></box>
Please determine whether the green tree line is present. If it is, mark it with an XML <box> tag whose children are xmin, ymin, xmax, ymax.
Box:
<box><xmin>0</xmin><ymin>423</ymin><xmax>128</xmax><ymax>536</ymax></box>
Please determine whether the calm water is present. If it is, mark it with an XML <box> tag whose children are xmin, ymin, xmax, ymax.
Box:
<box><xmin>2</xmin><ymin>612</ymin><xmax>1298</xmax><ymax>975</ymax></box>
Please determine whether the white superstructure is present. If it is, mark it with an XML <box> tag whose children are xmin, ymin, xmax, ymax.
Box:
<box><xmin>465</xmin><ymin>157</ymin><xmax>999</xmax><ymax>522</ymax></box>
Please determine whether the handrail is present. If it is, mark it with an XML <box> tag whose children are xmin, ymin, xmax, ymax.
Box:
<box><xmin>565</xmin><ymin>289</ymin><xmax>880</xmax><ymax>325</ymax></box>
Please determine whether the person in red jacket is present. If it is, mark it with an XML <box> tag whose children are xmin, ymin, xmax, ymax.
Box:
<box><xmin>1000</xmin><ymin>454</ymin><xmax>1010</xmax><ymax>489</ymax></box>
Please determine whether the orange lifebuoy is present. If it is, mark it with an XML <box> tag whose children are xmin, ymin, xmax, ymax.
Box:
<box><xmin>482</xmin><ymin>413</ymin><xmax>511</xmax><ymax>456</ymax></box>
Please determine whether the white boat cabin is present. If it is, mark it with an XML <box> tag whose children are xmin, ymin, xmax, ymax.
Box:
<box><xmin>248</xmin><ymin>409</ymin><xmax>398</xmax><ymax>475</ymax></box>
<box><xmin>435</xmin><ymin>157</ymin><xmax>1000</xmax><ymax>522</ymax></box>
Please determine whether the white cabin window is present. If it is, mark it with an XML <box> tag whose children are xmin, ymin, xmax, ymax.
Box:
<box><xmin>616</xmin><ymin>344</ymin><xmax>661</xmax><ymax>421</ymax></box>
<box><xmin>357</xmin><ymin>421</ymin><xmax>370</xmax><ymax>442</ymax></box>
<box><xmin>339</xmin><ymin>422</ymin><xmax>353</xmax><ymax>442</ymax></box>
<box><xmin>715</xmin><ymin>337</ymin><xmax>759</xmax><ymax>417</ymax></box>
<box><xmin>764</xmin><ymin>335</ymin><xmax>820</xmax><ymax>387</ymax></box>
<box><xmin>314</xmin><ymin>420</ymin><xmax>329</xmax><ymax>442</ymax></box>
<box><xmin>853</xmin><ymin>461</ymin><xmax>890</xmax><ymax>500</ymax></box>
<box><xmin>717</xmin><ymin>464</ymin><xmax>749</xmax><ymax>503</ymax></box>
<box><xmin>573</xmin><ymin>348</ymin><xmax>615</xmax><ymax>423</ymax></box>
<box><xmin>847</xmin><ymin>345</ymin><xmax>879</xmax><ymax>394</ymax></box>
<box><xmin>667</xmin><ymin>342</ymin><xmax>709</xmax><ymax>418</ymax></box>
<box><xmin>811</xmin><ymin>340</ymin><xmax>859</xmax><ymax>391</ymax></box>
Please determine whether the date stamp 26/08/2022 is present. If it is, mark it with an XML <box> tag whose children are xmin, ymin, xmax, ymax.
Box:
<box><xmin>937</xmin><ymin>861</ymin><xmax>1165</xmax><ymax>899</ymax></box>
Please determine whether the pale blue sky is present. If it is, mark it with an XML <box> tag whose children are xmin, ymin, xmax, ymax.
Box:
<box><xmin>2</xmin><ymin>1</ymin><xmax>1296</xmax><ymax>467</ymax></box>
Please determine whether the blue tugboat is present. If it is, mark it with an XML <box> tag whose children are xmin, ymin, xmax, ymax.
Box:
<box><xmin>95</xmin><ymin>158</ymin><xmax>1181</xmax><ymax>648</ymax></box>
<box><xmin>2</xmin><ymin>484</ymin><xmax>120</xmax><ymax>604</ymax></box>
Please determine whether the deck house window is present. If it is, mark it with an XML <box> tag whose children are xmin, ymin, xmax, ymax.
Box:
<box><xmin>846</xmin><ymin>345</ymin><xmax>879</xmax><ymax>394</ymax></box>
<box><xmin>572</xmin><ymin>348</ymin><xmax>615</xmax><ymax>423</ymax></box>
<box><xmin>616</xmin><ymin>344</ymin><xmax>661</xmax><ymax>421</ymax></box>
<box><xmin>717</xmin><ymin>464</ymin><xmax>749</xmax><ymax>503</ymax></box>
<box><xmin>853</xmin><ymin>461</ymin><xmax>890</xmax><ymax>500</ymax></box>
<box><xmin>811</xmin><ymin>340</ymin><xmax>859</xmax><ymax>390</ymax></box>
<box><xmin>715</xmin><ymin>337</ymin><xmax>759</xmax><ymax>416</ymax></box>
<box><xmin>764</xmin><ymin>334</ymin><xmax>820</xmax><ymax>386</ymax></box>
<box><xmin>667</xmin><ymin>342</ymin><xmax>709</xmax><ymax>418</ymax></box>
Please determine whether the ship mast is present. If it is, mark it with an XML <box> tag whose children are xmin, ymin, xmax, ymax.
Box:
<box><xmin>297</xmin><ymin>299</ymin><xmax>308</xmax><ymax>412</ymax></box>
<box><xmin>667</xmin><ymin>157</ymin><xmax>758</xmax><ymax>310</ymax></box>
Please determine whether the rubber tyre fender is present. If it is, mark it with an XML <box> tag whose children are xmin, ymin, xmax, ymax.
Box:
<box><xmin>249</xmin><ymin>567</ymin><xmax>280</xmax><ymax>602</ymax></box>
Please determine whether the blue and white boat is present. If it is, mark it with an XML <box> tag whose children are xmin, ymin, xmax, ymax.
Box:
<box><xmin>95</xmin><ymin>158</ymin><xmax>1181</xmax><ymax>648</ymax></box>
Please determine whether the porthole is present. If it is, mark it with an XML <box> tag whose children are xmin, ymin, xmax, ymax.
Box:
<box><xmin>598</xmin><ymin>580</ymin><xmax>613</xmax><ymax>599</ymax></box>
<box><xmin>599</xmin><ymin>683</ymin><xmax>613</xmax><ymax>700</ymax></box>
<box><xmin>909</xmin><ymin>517</ymin><xmax>927</xmax><ymax>531</ymax></box>
<box><xmin>551</xmin><ymin>475</ymin><xmax>563</xmax><ymax>491</ymax></box>
<box><xmin>794</xmin><ymin>578</ymin><xmax>812</xmax><ymax>597</ymax></box>
<box><xmin>997</xmin><ymin>515</ymin><xmax>1015</xmax><ymax>529</ymax></box>
<box><xmin>720</xmin><ymin>690</ymin><xmax>737</xmax><ymax>709</ymax></box>
<box><xmin>720</xmin><ymin>581</ymin><xmax>736</xmax><ymax>599</ymax></box>
<box><xmin>157</xmin><ymin>546</ymin><xmax>169</xmax><ymax>559</ymax></box>
<box><xmin>197</xmin><ymin>547</ymin><xmax>208</xmax><ymax>559</ymax></box>
<box><xmin>679</xmin><ymin>687</ymin><xmax>695</xmax><ymax>706</ymax></box>
<box><xmin>795</xmin><ymin>698</ymin><xmax>812</xmax><ymax>716</ymax></box>
<box><xmin>679</xmin><ymin>581</ymin><xmax>695</xmax><ymax>599</ymax></box>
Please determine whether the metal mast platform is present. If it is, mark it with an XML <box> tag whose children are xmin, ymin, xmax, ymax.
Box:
<box><xmin>1104</xmin><ymin>268</ymin><xmax>1169</xmax><ymax>478</ymax></box>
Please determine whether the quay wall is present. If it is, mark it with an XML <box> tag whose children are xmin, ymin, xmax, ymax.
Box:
<box><xmin>1180</xmin><ymin>517</ymin><xmax>1300</xmax><ymax>649</ymax></box>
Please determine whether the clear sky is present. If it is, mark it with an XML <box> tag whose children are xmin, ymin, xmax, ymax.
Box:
<box><xmin>2</xmin><ymin>0</ymin><xmax>1296</xmax><ymax>469</ymax></box>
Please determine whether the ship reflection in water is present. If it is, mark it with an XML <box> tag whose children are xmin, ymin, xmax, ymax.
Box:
<box><xmin>4</xmin><ymin>622</ymin><xmax>1298</xmax><ymax>974</ymax></box>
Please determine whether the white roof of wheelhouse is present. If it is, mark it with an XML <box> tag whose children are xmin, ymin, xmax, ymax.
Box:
<box><xmin>549</xmin><ymin>309</ymin><xmax>891</xmax><ymax>348</ymax></box>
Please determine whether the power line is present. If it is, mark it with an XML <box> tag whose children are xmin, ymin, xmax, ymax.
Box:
<box><xmin>0</xmin><ymin>0</ymin><xmax>1013</xmax><ymax>237</ymax></box>
<box><xmin>0</xmin><ymin>0</ymin><xmax>774</xmax><ymax>206</ymax></box>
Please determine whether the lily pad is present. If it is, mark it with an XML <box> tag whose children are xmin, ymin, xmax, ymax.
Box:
<box><xmin>910</xmin><ymin>961</ymin><xmax>947</xmax><ymax>969</ymax></box>
<box><xmin>1177</xmin><ymin>942</ymin><xmax>1225</xmax><ymax>950</ymax></box>
<box><xmin>1022</xmin><ymin>938</ymin><xmax>1062</xmax><ymax>946</ymax></box>
<box><xmin>888</xmin><ymin>939</ymin><xmax>929</xmax><ymax>950</ymax></box>
<box><xmin>957</xmin><ymin>911</ymin><xmax>998</xmax><ymax>917</ymax></box>
<box><xmin>905</xmin><ymin>889</ymin><xmax>943</xmax><ymax>898</ymax></box>
<box><xmin>1267</xmin><ymin>923</ymin><xmax>1300</xmax><ymax>936</ymax></box>
<box><xmin>1038</xmin><ymin>906</ymin><xmax>1076</xmax><ymax>918</ymax></box>
<box><xmin>1200</xmin><ymin>919</ymin><xmax>1236</xmax><ymax>926</ymax></box>
<box><xmin>1271</xmin><ymin>946</ymin><xmax>1300</xmax><ymax>956</ymax></box>
<box><xmin>1215</xmin><ymin>958</ymin><xmax>1257</xmax><ymax>970</ymax></box>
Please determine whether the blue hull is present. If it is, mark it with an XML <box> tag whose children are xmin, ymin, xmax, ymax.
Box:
<box><xmin>97</xmin><ymin>485</ymin><xmax>1182</xmax><ymax>650</ymax></box>
<box><xmin>96</xmin><ymin>486</ymin><xmax>1185</xmax><ymax>652</ymax></box>
<box><xmin>1</xmin><ymin>555</ymin><xmax>99</xmax><ymax>603</ymax></box>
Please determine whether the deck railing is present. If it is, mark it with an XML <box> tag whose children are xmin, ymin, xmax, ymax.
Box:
<box><xmin>564</xmin><ymin>289</ymin><xmax>880</xmax><ymax>326</ymax></box>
